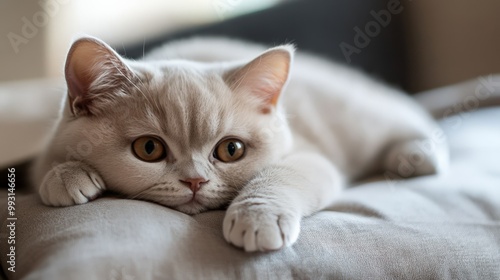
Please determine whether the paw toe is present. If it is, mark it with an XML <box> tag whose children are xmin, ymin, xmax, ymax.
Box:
<box><xmin>257</xmin><ymin>223</ymin><xmax>283</xmax><ymax>251</ymax></box>
<box><xmin>243</xmin><ymin>230</ymin><xmax>257</xmax><ymax>252</ymax></box>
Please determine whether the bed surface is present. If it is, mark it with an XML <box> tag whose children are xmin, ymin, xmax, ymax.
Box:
<box><xmin>1</xmin><ymin>78</ymin><xmax>500</xmax><ymax>279</ymax></box>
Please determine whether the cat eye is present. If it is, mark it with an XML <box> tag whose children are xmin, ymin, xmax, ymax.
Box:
<box><xmin>214</xmin><ymin>138</ymin><xmax>245</xmax><ymax>163</ymax></box>
<box><xmin>132</xmin><ymin>136</ymin><xmax>166</xmax><ymax>162</ymax></box>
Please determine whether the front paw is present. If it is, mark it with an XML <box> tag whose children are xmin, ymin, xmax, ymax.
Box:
<box><xmin>223</xmin><ymin>200</ymin><xmax>301</xmax><ymax>252</ymax></box>
<box><xmin>39</xmin><ymin>161</ymin><xmax>105</xmax><ymax>206</ymax></box>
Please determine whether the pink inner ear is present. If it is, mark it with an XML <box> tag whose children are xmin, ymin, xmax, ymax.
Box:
<box><xmin>65</xmin><ymin>41</ymin><xmax>101</xmax><ymax>104</ymax></box>
<box><xmin>64</xmin><ymin>38</ymin><xmax>131</xmax><ymax>115</ymax></box>
<box><xmin>66</xmin><ymin>49</ymin><xmax>93</xmax><ymax>103</ymax></box>
<box><xmin>254</xmin><ymin>55</ymin><xmax>291</xmax><ymax>106</ymax></box>
<box><xmin>229</xmin><ymin>47</ymin><xmax>292</xmax><ymax>111</ymax></box>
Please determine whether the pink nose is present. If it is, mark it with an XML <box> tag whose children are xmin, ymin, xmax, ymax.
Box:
<box><xmin>179</xmin><ymin>178</ymin><xmax>209</xmax><ymax>193</ymax></box>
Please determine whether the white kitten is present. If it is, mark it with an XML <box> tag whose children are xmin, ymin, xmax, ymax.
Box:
<box><xmin>33</xmin><ymin>36</ymin><xmax>447</xmax><ymax>252</ymax></box>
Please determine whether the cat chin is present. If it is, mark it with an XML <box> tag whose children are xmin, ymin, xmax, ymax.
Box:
<box><xmin>173</xmin><ymin>201</ymin><xmax>209</xmax><ymax>215</ymax></box>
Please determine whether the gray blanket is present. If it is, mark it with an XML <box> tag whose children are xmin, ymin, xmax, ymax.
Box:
<box><xmin>1</xmin><ymin>99</ymin><xmax>500</xmax><ymax>279</ymax></box>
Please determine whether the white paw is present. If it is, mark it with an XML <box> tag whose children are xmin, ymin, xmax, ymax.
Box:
<box><xmin>39</xmin><ymin>161</ymin><xmax>105</xmax><ymax>206</ymax></box>
<box><xmin>223</xmin><ymin>200</ymin><xmax>301</xmax><ymax>252</ymax></box>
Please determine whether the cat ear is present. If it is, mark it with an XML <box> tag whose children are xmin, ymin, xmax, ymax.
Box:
<box><xmin>65</xmin><ymin>37</ymin><xmax>133</xmax><ymax>115</ymax></box>
<box><xmin>226</xmin><ymin>45</ymin><xmax>294</xmax><ymax>113</ymax></box>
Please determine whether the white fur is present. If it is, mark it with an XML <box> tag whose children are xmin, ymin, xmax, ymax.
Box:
<box><xmin>33</xmin><ymin>37</ymin><xmax>448</xmax><ymax>252</ymax></box>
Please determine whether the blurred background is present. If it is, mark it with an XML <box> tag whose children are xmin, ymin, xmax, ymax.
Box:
<box><xmin>0</xmin><ymin>0</ymin><xmax>280</xmax><ymax>82</ymax></box>
<box><xmin>1</xmin><ymin>0</ymin><xmax>500</xmax><ymax>167</ymax></box>
<box><xmin>1</xmin><ymin>0</ymin><xmax>500</xmax><ymax>91</ymax></box>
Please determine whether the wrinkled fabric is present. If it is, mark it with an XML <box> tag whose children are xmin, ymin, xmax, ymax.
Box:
<box><xmin>1</xmin><ymin>109</ymin><xmax>500</xmax><ymax>280</ymax></box>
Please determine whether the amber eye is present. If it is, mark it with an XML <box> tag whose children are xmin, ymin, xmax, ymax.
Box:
<box><xmin>132</xmin><ymin>136</ymin><xmax>166</xmax><ymax>162</ymax></box>
<box><xmin>214</xmin><ymin>138</ymin><xmax>245</xmax><ymax>162</ymax></box>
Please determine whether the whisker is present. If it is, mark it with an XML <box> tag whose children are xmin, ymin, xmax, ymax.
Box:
<box><xmin>112</xmin><ymin>62</ymin><xmax>160</xmax><ymax>114</ymax></box>
<box><xmin>137</xmin><ymin>77</ymin><xmax>163</xmax><ymax>114</ymax></box>
<box><xmin>127</xmin><ymin>181</ymin><xmax>171</xmax><ymax>200</ymax></box>
<box><xmin>121</xmin><ymin>43</ymin><xmax>127</xmax><ymax>58</ymax></box>
<box><xmin>142</xmin><ymin>38</ymin><xmax>146</xmax><ymax>59</ymax></box>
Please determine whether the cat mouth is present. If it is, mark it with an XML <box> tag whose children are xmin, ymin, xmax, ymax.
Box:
<box><xmin>187</xmin><ymin>195</ymin><xmax>200</xmax><ymax>204</ymax></box>
<box><xmin>185</xmin><ymin>200</ymin><xmax>201</xmax><ymax>208</ymax></box>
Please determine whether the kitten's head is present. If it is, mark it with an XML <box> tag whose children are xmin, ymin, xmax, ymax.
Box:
<box><xmin>60</xmin><ymin>37</ymin><xmax>293</xmax><ymax>214</ymax></box>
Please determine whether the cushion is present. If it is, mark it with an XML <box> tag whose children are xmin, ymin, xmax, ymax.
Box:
<box><xmin>1</xmin><ymin>80</ymin><xmax>500</xmax><ymax>279</ymax></box>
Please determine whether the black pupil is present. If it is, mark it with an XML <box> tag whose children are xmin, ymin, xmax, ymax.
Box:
<box><xmin>145</xmin><ymin>140</ymin><xmax>155</xmax><ymax>155</ymax></box>
<box><xmin>227</xmin><ymin>142</ymin><xmax>236</xmax><ymax>156</ymax></box>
